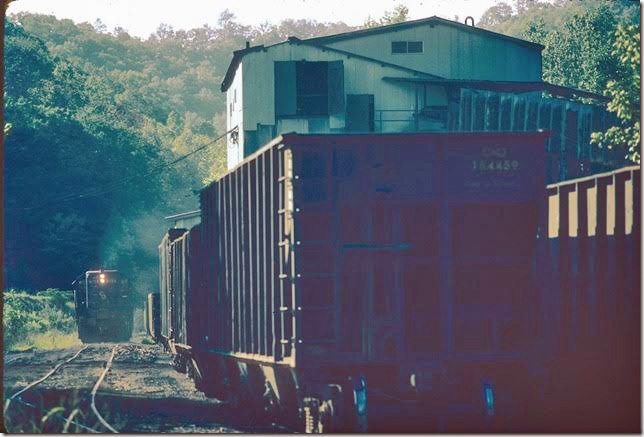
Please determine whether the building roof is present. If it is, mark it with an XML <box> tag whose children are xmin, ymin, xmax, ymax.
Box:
<box><xmin>220</xmin><ymin>37</ymin><xmax>441</xmax><ymax>92</ymax></box>
<box><xmin>220</xmin><ymin>16</ymin><xmax>544</xmax><ymax>93</ymax></box>
<box><xmin>303</xmin><ymin>15</ymin><xmax>544</xmax><ymax>51</ymax></box>
<box><xmin>220</xmin><ymin>44</ymin><xmax>266</xmax><ymax>92</ymax></box>
<box><xmin>382</xmin><ymin>77</ymin><xmax>610</xmax><ymax>102</ymax></box>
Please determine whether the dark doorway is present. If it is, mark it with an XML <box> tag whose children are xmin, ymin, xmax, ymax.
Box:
<box><xmin>346</xmin><ymin>94</ymin><xmax>375</xmax><ymax>132</ymax></box>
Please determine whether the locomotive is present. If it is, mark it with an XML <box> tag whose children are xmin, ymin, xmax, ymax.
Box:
<box><xmin>72</xmin><ymin>269</ymin><xmax>133</xmax><ymax>343</ymax></box>
<box><xmin>147</xmin><ymin>132</ymin><xmax>640</xmax><ymax>432</ymax></box>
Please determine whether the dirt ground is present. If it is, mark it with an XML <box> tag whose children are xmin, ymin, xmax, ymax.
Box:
<box><xmin>3</xmin><ymin>340</ymin><xmax>282</xmax><ymax>433</ymax></box>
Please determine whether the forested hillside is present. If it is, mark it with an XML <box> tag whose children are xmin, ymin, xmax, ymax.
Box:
<box><xmin>4</xmin><ymin>12</ymin><xmax>355</xmax><ymax>291</ymax></box>
<box><xmin>10</xmin><ymin>11</ymin><xmax>356</xmax><ymax>181</ymax></box>
<box><xmin>478</xmin><ymin>0</ymin><xmax>639</xmax><ymax>95</ymax></box>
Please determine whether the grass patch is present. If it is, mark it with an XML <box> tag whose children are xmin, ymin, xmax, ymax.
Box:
<box><xmin>14</xmin><ymin>330</ymin><xmax>81</xmax><ymax>351</ymax></box>
<box><xmin>3</xmin><ymin>289</ymin><xmax>78</xmax><ymax>351</ymax></box>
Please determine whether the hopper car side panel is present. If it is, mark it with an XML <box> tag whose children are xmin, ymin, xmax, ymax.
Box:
<box><xmin>536</xmin><ymin>166</ymin><xmax>640</xmax><ymax>432</ymax></box>
<box><xmin>191</xmin><ymin>132</ymin><xmax>549</xmax><ymax>431</ymax></box>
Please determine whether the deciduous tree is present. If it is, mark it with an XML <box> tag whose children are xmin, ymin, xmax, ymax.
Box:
<box><xmin>591</xmin><ymin>24</ymin><xmax>640</xmax><ymax>163</ymax></box>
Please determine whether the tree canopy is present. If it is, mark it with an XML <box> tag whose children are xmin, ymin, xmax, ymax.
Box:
<box><xmin>363</xmin><ymin>4</ymin><xmax>409</xmax><ymax>28</ymax></box>
<box><xmin>3</xmin><ymin>12</ymin><xmax>356</xmax><ymax>291</ymax></box>
<box><xmin>591</xmin><ymin>24</ymin><xmax>640</xmax><ymax>163</ymax></box>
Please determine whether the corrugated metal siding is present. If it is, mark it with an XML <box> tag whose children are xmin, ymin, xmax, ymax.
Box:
<box><xmin>159</xmin><ymin>225</ymin><xmax>205</xmax><ymax>347</ymax></box>
<box><xmin>198</xmin><ymin>181</ymin><xmax>222</xmax><ymax>351</ymax></box>
<box><xmin>201</xmin><ymin>144</ymin><xmax>288</xmax><ymax>363</ymax></box>
<box><xmin>238</xmin><ymin>44</ymin><xmax>423</xmax><ymax>149</ymax></box>
<box><xmin>325</xmin><ymin>23</ymin><xmax>541</xmax><ymax>81</ymax></box>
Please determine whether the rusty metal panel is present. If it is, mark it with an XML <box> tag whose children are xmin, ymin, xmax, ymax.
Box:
<box><xmin>541</xmin><ymin>165</ymin><xmax>640</xmax><ymax>353</ymax></box>
<box><xmin>285</xmin><ymin>132</ymin><xmax>547</xmax><ymax>366</ymax></box>
<box><xmin>473</xmin><ymin>94</ymin><xmax>485</xmax><ymax>130</ymax></box>
<box><xmin>252</xmin><ymin>157</ymin><xmax>261</xmax><ymax>355</ymax></box>
<box><xmin>195</xmin><ymin>145</ymin><xmax>289</xmax><ymax>362</ymax></box>
<box><xmin>526</xmin><ymin>100</ymin><xmax>538</xmax><ymax>131</ymax></box>
<box><xmin>158</xmin><ymin>235</ymin><xmax>168</xmax><ymax>338</ymax></box>
<box><xmin>513</xmin><ymin>99</ymin><xmax>526</xmax><ymax>131</ymax></box>
<box><xmin>500</xmin><ymin>96</ymin><xmax>512</xmax><ymax>130</ymax></box>
<box><xmin>539</xmin><ymin>166</ymin><xmax>640</xmax><ymax>429</ymax></box>
<box><xmin>233</xmin><ymin>170</ymin><xmax>241</xmax><ymax>352</ymax></box>
<box><xmin>242</xmin><ymin>163</ymin><xmax>250</xmax><ymax>353</ymax></box>
<box><xmin>485</xmin><ymin>94</ymin><xmax>500</xmax><ymax>130</ymax></box>
<box><xmin>197</xmin><ymin>132</ymin><xmax>563</xmax><ymax>370</ymax></box>
<box><xmin>248</xmin><ymin>160</ymin><xmax>257</xmax><ymax>354</ymax></box>
<box><xmin>460</xmin><ymin>90</ymin><xmax>472</xmax><ymax>131</ymax></box>
<box><xmin>186</xmin><ymin>225</ymin><xmax>203</xmax><ymax>347</ymax></box>
<box><xmin>455</xmin><ymin>90</ymin><xmax>626</xmax><ymax>183</ymax></box>
<box><xmin>158</xmin><ymin>228</ymin><xmax>187</xmax><ymax>340</ymax></box>
<box><xmin>270</xmin><ymin>147</ymin><xmax>280</xmax><ymax>360</ymax></box>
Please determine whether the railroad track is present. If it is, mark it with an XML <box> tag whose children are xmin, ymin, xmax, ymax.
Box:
<box><xmin>4</xmin><ymin>342</ymin><xmax>256</xmax><ymax>433</ymax></box>
<box><xmin>5</xmin><ymin>345</ymin><xmax>120</xmax><ymax>433</ymax></box>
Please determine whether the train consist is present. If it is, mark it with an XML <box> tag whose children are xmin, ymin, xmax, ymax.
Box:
<box><xmin>73</xmin><ymin>269</ymin><xmax>134</xmax><ymax>343</ymax></box>
<box><xmin>147</xmin><ymin>131</ymin><xmax>610</xmax><ymax>432</ymax></box>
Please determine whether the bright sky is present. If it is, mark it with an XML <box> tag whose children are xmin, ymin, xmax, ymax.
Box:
<box><xmin>7</xmin><ymin>0</ymin><xmax>498</xmax><ymax>39</ymax></box>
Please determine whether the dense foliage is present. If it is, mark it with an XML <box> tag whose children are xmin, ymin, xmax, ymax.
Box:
<box><xmin>478</xmin><ymin>0</ymin><xmax>639</xmax><ymax>39</ymax></box>
<box><xmin>591</xmin><ymin>24</ymin><xmax>641</xmax><ymax>163</ymax></box>
<box><xmin>364</xmin><ymin>4</ymin><xmax>409</xmax><ymax>28</ymax></box>
<box><xmin>4</xmin><ymin>19</ymin><xmax>199</xmax><ymax>291</ymax></box>
<box><xmin>3</xmin><ymin>289</ymin><xmax>77</xmax><ymax>350</ymax></box>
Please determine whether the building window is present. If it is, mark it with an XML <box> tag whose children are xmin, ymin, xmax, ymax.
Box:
<box><xmin>391</xmin><ymin>41</ymin><xmax>423</xmax><ymax>54</ymax></box>
<box><xmin>275</xmin><ymin>60</ymin><xmax>345</xmax><ymax>118</ymax></box>
<box><xmin>391</xmin><ymin>41</ymin><xmax>407</xmax><ymax>53</ymax></box>
<box><xmin>296</xmin><ymin>61</ymin><xmax>329</xmax><ymax>115</ymax></box>
<box><xmin>408</xmin><ymin>41</ymin><xmax>423</xmax><ymax>53</ymax></box>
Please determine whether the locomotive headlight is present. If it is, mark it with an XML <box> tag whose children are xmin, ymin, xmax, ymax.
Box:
<box><xmin>99</xmin><ymin>273</ymin><xmax>106</xmax><ymax>284</ymax></box>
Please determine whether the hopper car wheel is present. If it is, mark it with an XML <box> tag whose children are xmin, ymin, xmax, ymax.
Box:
<box><xmin>302</xmin><ymin>386</ymin><xmax>341</xmax><ymax>433</ymax></box>
<box><xmin>318</xmin><ymin>385</ymin><xmax>341</xmax><ymax>433</ymax></box>
<box><xmin>336</xmin><ymin>376</ymin><xmax>368</xmax><ymax>433</ymax></box>
<box><xmin>303</xmin><ymin>398</ymin><xmax>321</xmax><ymax>433</ymax></box>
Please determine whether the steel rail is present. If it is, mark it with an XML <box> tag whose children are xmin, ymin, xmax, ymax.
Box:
<box><xmin>5</xmin><ymin>345</ymin><xmax>100</xmax><ymax>433</ymax></box>
<box><xmin>8</xmin><ymin>346</ymin><xmax>89</xmax><ymax>402</ymax></box>
<box><xmin>89</xmin><ymin>345</ymin><xmax>119</xmax><ymax>433</ymax></box>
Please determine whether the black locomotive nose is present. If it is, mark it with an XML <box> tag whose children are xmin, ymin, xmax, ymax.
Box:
<box><xmin>75</xmin><ymin>270</ymin><xmax>133</xmax><ymax>344</ymax></box>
